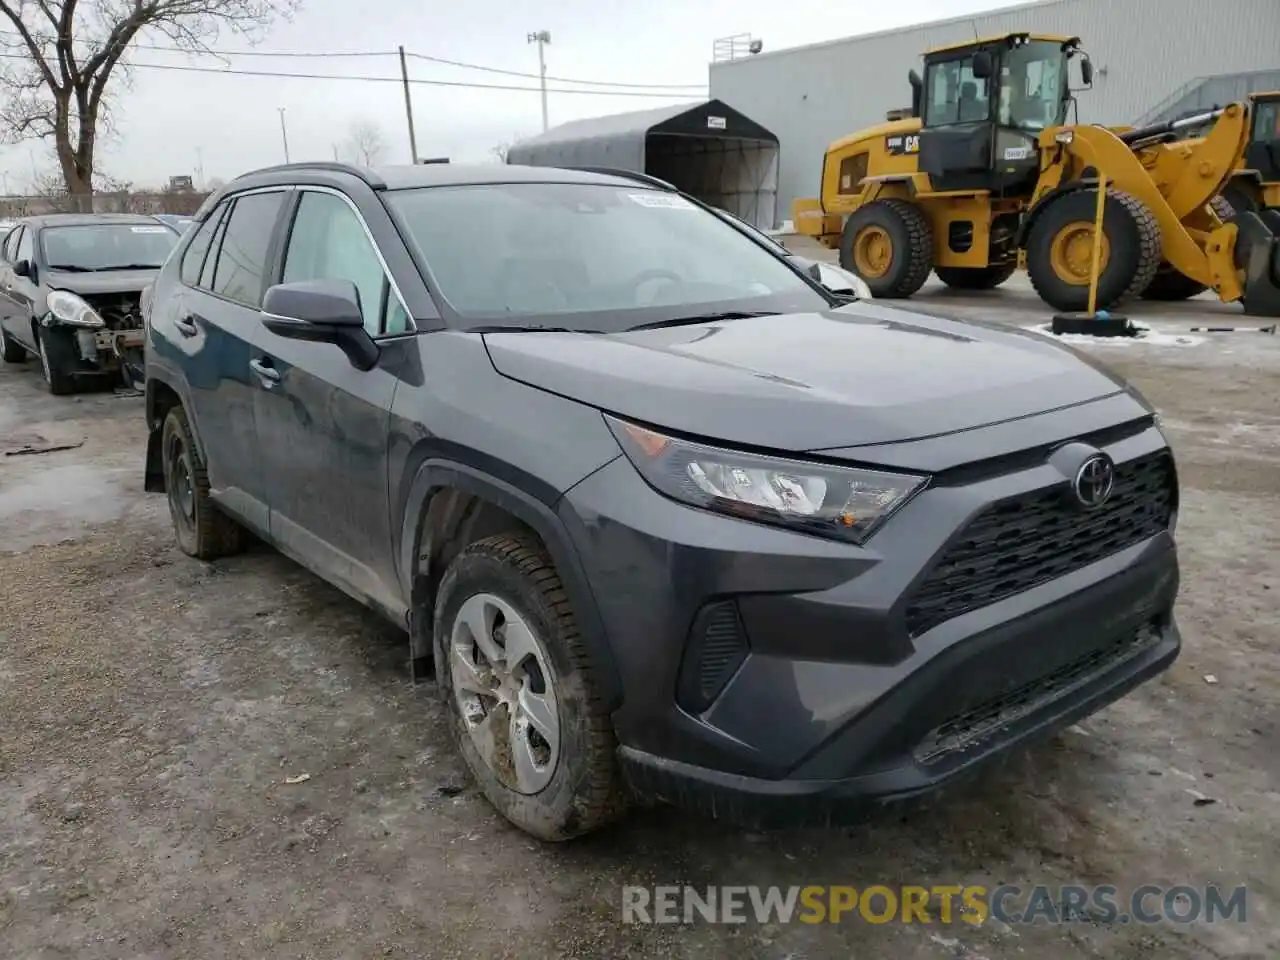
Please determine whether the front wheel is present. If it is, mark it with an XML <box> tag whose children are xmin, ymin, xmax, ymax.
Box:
<box><xmin>1025</xmin><ymin>188</ymin><xmax>1161</xmax><ymax>313</ymax></box>
<box><xmin>433</xmin><ymin>534</ymin><xmax>626</xmax><ymax>841</ymax></box>
<box><xmin>37</xmin><ymin>326</ymin><xmax>77</xmax><ymax>395</ymax></box>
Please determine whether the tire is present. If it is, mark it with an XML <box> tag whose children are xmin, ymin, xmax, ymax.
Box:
<box><xmin>36</xmin><ymin>326</ymin><xmax>78</xmax><ymax>395</ymax></box>
<box><xmin>161</xmin><ymin>405</ymin><xmax>245</xmax><ymax>560</ymax></box>
<box><xmin>433</xmin><ymin>534</ymin><xmax>626</xmax><ymax>841</ymax></box>
<box><xmin>1025</xmin><ymin>188</ymin><xmax>1161</xmax><ymax>313</ymax></box>
<box><xmin>839</xmin><ymin>198</ymin><xmax>933</xmax><ymax>298</ymax></box>
<box><xmin>934</xmin><ymin>263</ymin><xmax>1017</xmax><ymax>290</ymax></box>
<box><xmin>1140</xmin><ymin>196</ymin><xmax>1234</xmax><ymax>301</ymax></box>
<box><xmin>1221</xmin><ymin>180</ymin><xmax>1261</xmax><ymax>216</ymax></box>
<box><xmin>1</xmin><ymin>328</ymin><xmax>27</xmax><ymax>363</ymax></box>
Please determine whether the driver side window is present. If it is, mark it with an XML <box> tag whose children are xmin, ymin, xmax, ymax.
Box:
<box><xmin>925</xmin><ymin>57</ymin><xmax>990</xmax><ymax>126</ymax></box>
<box><xmin>283</xmin><ymin>190</ymin><xmax>409</xmax><ymax>337</ymax></box>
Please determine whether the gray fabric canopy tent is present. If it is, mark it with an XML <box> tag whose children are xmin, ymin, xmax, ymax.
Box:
<box><xmin>506</xmin><ymin>99</ymin><xmax>781</xmax><ymax>230</ymax></box>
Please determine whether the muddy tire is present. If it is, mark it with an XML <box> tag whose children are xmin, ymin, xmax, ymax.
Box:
<box><xmin>1026</xmin><ymin>188</ymin><xmax>1161</xmax><ymax>312</ymax></box>
<box><xmin>37</xmin><ymin>326</ymin><xmax>77</xmax><ymax>395</ymax></box>
<box><xmin>433</xmin><ymin>534</ymin><xmax>626</xmax><ymax>841</ymax></box>
<box><xmin>839</xmin><ymin>198</ymin><xmax>933</xmax><ymax>298</ymax></box>
<box><xmin>161</xmin><ymin>405</ymin><xmax>245</xmax><ymax>560</ymax></box>
<box><xmin>934</xmin><ymin>263</ymin><xmax>1017</xmax><ymax>290</ymax></box>
<box><xmin>1141</xmin><ymin>197</ymin><xmax>1234</xmax><ymax>301</ymax></box>
<box><xmin>1</xmin><ymin>329</ymin><xmax>27</xmax><ymax>363</ymax></box>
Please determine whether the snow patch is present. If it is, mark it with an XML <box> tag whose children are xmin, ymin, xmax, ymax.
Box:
<box><xmin>1023</xmin><ymin>323</ymin><xmax>1205</xmax><ymax>348</ymax></box>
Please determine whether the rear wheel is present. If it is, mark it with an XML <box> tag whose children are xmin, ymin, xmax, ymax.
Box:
<box><xmin>1</xmin><ymin>329</ymin><xmax>27</xmax><ymax>363</ymax></box>
<box><xmin>1140</xmin><ymin>196</ymin><xmax>1235</xmax><ymax>301</ymax></box>
<box><xmin>934</xmin><ymin>263</ymin><xmax>1017</xmax><ymax>290</ymax></box>
<box><xmin>839</xmin><ymin>199</ymin><xmax>933</xmax><ymax>298</ymax></box>
<box><xmin>161</xmin><ymin>405</ymin><xmax>245</xmax><ymax>560</ymax></box>
<box><xmin>1025</xmin><ymin>188</ymin><xmax>1161</xmax><ymax>312</ymax></box>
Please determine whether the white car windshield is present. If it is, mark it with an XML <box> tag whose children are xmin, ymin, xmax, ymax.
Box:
<box><xmin>42</xmin><ymin>223</ymin><xmax>178</xmax><ymax>271</ymax></box>
<box><xmin>385</xmin><ymin>182</ymin><xmax>827</xmax><ymax>332</ymax></box>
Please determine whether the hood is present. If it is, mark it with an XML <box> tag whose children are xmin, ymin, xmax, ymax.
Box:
<box><xmin>484</xmin><ymin>303</ymin><xmax>1132</xmax><ymax>451</ymax></box>
<box><xmin>46</xmin><ymin>268</ymin><xmax>158</xmax><ymax>297</ymax></box>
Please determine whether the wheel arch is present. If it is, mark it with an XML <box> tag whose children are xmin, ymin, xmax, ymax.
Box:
<box><xmin>144</xmin><ymin>372</ymin><xmax>200</xmax><ymax>493</ymax></box>
<box><xmin>397</xmin><ymin>457</ymin><xmax>623</xmax><ymax>709</ymax></box>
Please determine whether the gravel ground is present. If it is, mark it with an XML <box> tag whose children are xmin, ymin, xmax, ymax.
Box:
<box><xmin>1</xmin><ymin>283</ymin><xmax>1278</xmax><ymax>958</ymax></box>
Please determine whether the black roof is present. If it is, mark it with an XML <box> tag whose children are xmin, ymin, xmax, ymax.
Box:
<box><xmin>18</xmin><ymin>212</ymin><xmax>168</xmax><ymax>229</ymax></box>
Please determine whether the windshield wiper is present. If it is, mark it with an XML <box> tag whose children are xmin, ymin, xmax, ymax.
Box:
<box><xmin>91</xmin><ymin>263</ymin><xmax>162</xmax><ymax>271</ymax></box>
<box><xmin>47</xmin><ymin>263</ymin><xmax>92</xmax><ymax>272</ymax></box>
<box><xmin>626</xmin><ymin>310</ymin><xmax>778</xmax><ymax>331</ymax></box>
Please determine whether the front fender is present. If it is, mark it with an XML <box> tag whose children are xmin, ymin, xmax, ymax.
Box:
<box><xmin>397</xmin><ymin>458</ymin><xmax>624</xmax><ymax>710</ymax></box>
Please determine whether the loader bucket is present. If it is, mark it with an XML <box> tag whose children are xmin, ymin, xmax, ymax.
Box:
<box><xmin>1236</xmin><ymin>209</ymin><xmax>1280</xmax><ymax>317</ymax></box>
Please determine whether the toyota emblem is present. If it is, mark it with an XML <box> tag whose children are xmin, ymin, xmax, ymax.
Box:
<box><xmin>1073</xmin><ymin>454</ymin><xmax>1115</xmax><ymax>509</ymax></box>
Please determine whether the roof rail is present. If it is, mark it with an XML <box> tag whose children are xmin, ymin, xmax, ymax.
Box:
<box><xmin>564</xmin><ymin>166</ymin><xmax>676</xmax><ymax>191</ymax></box>
<box><xmin>233</xmin><ymin>161</ymin><xmax>386</xmax><ymax>189</ymax></box>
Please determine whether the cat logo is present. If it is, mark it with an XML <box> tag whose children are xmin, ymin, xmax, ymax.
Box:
<box><xmin>885</xmin><ymin>134</ymin><xmax>920</xmax><ymax>156</ymax></box>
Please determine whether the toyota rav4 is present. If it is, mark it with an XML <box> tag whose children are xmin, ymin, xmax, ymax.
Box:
<box><xmin>142</xmin><ymin>162</ymin><xmax>1180</xmax><ymax>840</ymax></box>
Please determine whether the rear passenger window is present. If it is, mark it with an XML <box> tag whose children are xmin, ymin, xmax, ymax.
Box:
<box><xmin>211</xmin><ymin>191</ymin><xmax>285</xmax><ymax>307</ymax></box>
<box><xmin>180</xmin><ymin>203</ymin><xmax>228</xmax><ymax>287</ymax></box>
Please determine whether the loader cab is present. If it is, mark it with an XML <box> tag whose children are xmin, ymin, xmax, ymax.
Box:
<box><xmin>917</xmin><ymin>33</ymin><xmax>1083</xmax><ymax>194</ymax></box>
<box><xmin>1246</xmin><ymin>92</ymin><xmax>1280</xmax><ymax>182</ymax></box>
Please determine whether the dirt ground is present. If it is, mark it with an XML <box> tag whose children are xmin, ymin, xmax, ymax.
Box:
<box><xmin>1</xmin><ymin>277</ymin><xmax>1278</xmax><ymax>959</ymax></box>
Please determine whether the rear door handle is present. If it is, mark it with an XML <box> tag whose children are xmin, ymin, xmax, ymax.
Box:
<box><xmin>249</xmin><ymin>357</ymin><xmax>281</xmax><ymax>385</ymax></box>
<box><xmin>174</xmin><ymin>314</ymin><xmax>198</xmax><ymax>337</ymax></box>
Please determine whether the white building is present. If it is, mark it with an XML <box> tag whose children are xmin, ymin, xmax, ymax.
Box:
<box><xmin>708</xmin><ymin>0</ymin><xmax>1280</xmax><ymax>225</ymax></box>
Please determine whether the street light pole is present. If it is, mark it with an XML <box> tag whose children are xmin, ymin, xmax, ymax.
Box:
<box><xmin>527</xmin><ymin>30</ymin><xmax>551</xmax><ymax>132</ymax></box>
<box><xmin>277</xmin><ymin>107</ymin><xmax>291</xmax><ymax>163</ymax></box>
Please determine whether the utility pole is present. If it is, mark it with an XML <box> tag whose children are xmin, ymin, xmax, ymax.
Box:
<box><xmin>277</xmin><ymin>107</ymin><xmax>291</xmax><ymax>163</ymax></box>
<box><xmin>195</xmin><ymin>147</ymin><xmax>205</xmax><ymax>189</ymax></box>
<box><xmin>399</xmin><ymin>46</ymin><xmax>419</xmax><ymax>164</ymax></box>
<box><xmin>527</xmin><ymin>30</ymin><xmax>551</xmax><ymax>132</ymax></box>
<box><xmin>332</xmin><ymin>143</ymin><xmax>340</xmax><ymax>161</ymax></box>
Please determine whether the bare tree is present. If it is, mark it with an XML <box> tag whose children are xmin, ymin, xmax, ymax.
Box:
<box><xmin>345</xmin><ymin>120</ymin><xmax>384</xmax><ymax>166</ymax></box>
<box><xmin>490</xmin><ymin>141</ymin><xmax>510</xmax><ymax>164</ymax></box>
<box><xmin>0</xmin><ymin>0</ymin><xmax>300</xmax><ymax>210</ymax></box>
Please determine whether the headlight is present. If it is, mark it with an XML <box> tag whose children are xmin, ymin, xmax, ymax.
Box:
<box><xmin>47</xmin><ymin>290</ymin><xmax>104</xmax><ymax>328</ymax></box>
<box><xmin>606</xmin><ymin>416</ymin><xmax>926</xmax><ymax>544</ymax></box>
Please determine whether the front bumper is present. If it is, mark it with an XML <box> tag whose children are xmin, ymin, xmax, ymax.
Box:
<box><xmin>560</xmin><ymin>420</ymin><xmax>1180</xmax><ymax>828</ymax></box>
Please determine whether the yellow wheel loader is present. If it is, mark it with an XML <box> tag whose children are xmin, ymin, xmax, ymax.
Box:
<box><xmin>792</xmin><ymin>32</ymin><xmax>1280</xmax><ymax>316</ymax></box>
<box><xmin>1221</xmin><ymin>91</ymin><xmax>1280</xmax><ymax>216</ymax></box>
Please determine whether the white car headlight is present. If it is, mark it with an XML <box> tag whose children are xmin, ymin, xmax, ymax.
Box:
<box><xmin>47</xmin><ymin>290</ymin><xmax>105</xmax><ymax>328</ymax></box>
<box><xmin>607</xmin><ymin>416</ymin><xmax>926</xmax><ymax>544</ymax></box>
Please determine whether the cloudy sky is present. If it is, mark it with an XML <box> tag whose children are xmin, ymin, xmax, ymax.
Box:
<box><xmin>0</xmin><ymin>0</ymin><xmax>1022</xmax><ymax>192</ymax></box>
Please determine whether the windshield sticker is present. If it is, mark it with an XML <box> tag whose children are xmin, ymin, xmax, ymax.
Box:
<box><xmin>628</xmin><ymin>193</ymin><xmax>696</xmax><ymax>210</ymax></box>
<box><xmin>131</xmin><ymin>226</ymin><xmax>172</xmax><ymax>233</ymax></box>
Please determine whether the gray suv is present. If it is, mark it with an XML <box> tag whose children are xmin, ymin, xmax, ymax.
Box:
<box><xmin>143</xmin><ymin>161</ymin><xmax>1181</xmax><ymax>840</ymax></box>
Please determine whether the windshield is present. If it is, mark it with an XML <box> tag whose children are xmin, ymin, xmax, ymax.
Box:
<box><xmin>384</xmin><ymin>182</ymin><xmax>826</xmax><ymax>332</ymax></box>
<box><xmin>41</xmin><ymin>223</ymin><xmax>178</xmax><ymax>271</ymax></box>
<box><xmin>998</xmin><ymin>40</ymin><xmax>1069</xmax><ymax>131</ymax></box>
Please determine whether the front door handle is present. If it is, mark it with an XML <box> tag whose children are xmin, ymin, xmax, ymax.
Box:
<box><xmin>249</xmin><ymin>357</ymin><xmax>281</xmax><ymax>385</ymax></box>
<box><xmin>174</xmin><ymin>314</ymin><xmax>198</xmax><ymax>337</ymax></box>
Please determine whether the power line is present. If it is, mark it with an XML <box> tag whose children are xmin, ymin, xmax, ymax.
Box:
<box><xmin>0</xmin><ymin>29</ymin><xmax>706</xmax><ymax>90</ymax></box>
<box><xmin>0</xmin><ymin>51</ymin><xmax>705</xmax><ymax>97</ymax></box>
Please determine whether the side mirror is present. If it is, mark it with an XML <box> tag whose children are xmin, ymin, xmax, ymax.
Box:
<box><xmin>971</xmin><ymin>51</ymin><xmax>993</xmax><ymax>80</ymax></box>
<box><xmin>261</xmin><ymin>279</ymin><xmax>380</xmax><ymax>371</ymax></box>
<box><xmin>1079</xmin><ymin>56</ymin><xmax>1094</xmax><ymax>88</ymax></box>
<box><xmin>13</xmin><ymin>259</ymin><xmax>31</xmax><ymax>278</ymax></box>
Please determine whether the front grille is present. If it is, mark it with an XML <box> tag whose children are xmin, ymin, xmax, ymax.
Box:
<box><xmin>905</xmin><ymin>451</ymin><xmax>1175</xmax><ymax>636</ymax></box>
<box><xmin>914</xmin><ymin>619</ymin><xmax>1160</xmax><ymax>765</ymax></box>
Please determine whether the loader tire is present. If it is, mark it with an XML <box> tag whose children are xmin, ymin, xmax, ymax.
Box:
<box><xmin>1026</xmin><ymin>188</ymin><xmax>1161</xmax><ymax>313</ymax></box>
<box><xmin>1140</xmin><ymin>196</ymin><xmax>1234</xmax><ymax>301</ymax></box>
<box><xmin>1221</xmin><ymin>180</ymin><xmax>1261</xmax><ymax>216</ymax></box>
<box><xmin>839</xmin><ymin>199</ymin><xmax>933</xmax><ymax>298</ymax></box>
<box><xmin>934</xmin><ymin>263</ymin><xmax>1017</xmax><ymax>290</ymax></box>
